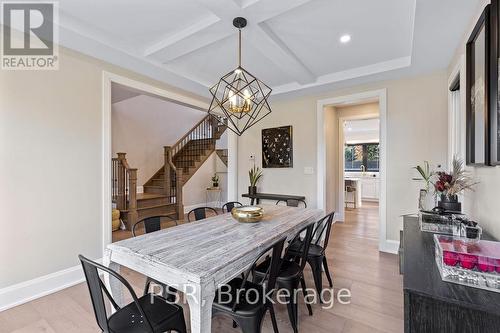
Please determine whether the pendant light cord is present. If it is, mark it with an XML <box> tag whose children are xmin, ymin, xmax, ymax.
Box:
<box><xmin>238</xmin><ymin>28</ymin><xmax>242</xmax><ymax>67</ymax></box>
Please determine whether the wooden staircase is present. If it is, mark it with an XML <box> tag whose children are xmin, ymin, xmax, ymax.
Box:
<box><xmin>112</xmin><ymin>115</ymin><xmax>227</xmax><ymax>230</ymax></box>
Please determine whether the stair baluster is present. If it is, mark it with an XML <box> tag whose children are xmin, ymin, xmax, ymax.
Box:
<box><xmin>111</xmin><ymin>152</ymin><xmax>138</xmax><ymax>230</ymax></box>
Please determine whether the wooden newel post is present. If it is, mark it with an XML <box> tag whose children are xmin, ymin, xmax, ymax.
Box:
<box><xmin>116</xmin><ymin>152</ymin><xmax>127</xmax><ymax>210</ymax></box>
<box><xmin>164</xmin><ymin>146</ymin><xmax>171</xmax><ymax>197</ymax></box>
<box><xmin>176</xmin><ymin>172</ymin><xmax>184</xmax><ymax>222</ymax></box>
<box><xmin>127</xmin><ymin>168</ymin><xmax>138</xmax><ymax>231</ymax></box>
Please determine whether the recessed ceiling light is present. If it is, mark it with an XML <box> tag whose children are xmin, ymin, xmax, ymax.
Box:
<box><xmin>340</xmin><ymin>34</ymin><xmax>351</xmax><ymax>43</ymax></box>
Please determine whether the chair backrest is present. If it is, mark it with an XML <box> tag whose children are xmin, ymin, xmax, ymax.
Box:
<box><xmin>187</xmin><ymin>207</ymin><xmax>218</xmax><ymax>222</ymax></box>
<box><xmin>221</xmin><ymin>201</ymin><xmax>243</xmax><ymax>213</ymax></box>
<box><xmin>276</xmin><ymin>199</ymin><xmax>307</xmax><ymax>208</ymax></box>
<box><xmin>78</xmin><ymin>255</ymin><xmax>155</xmax><ymax>333</ymax></box>
<box><xmin>233</xmin><ymin>237</ymin><xmax>286</xmax><ymax>312</ymax></box>
<box><xmin>132</xmin><ymin>215</ymin><xmax>177</xmax><ymax>237</ymax></box>
<box><xmin>345</xmin><ymin>179</ymin><xmax>355</xmax><ymax>187</ymax></box>
<box><xmin>286</xmin><ymin>223</ymin><xmax>314</xmax><ymax>271</ymax></box>
<box><xmin>312</xmin><ymin>211</ymin><xmax>336</xmax><ymax>250</ymax></box>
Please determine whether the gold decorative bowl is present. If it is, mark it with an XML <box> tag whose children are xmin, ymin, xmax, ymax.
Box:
<box><xmin>231</xmin><ymin>206</ymin><xmax>264</xmax><ymax>223</ymax></box>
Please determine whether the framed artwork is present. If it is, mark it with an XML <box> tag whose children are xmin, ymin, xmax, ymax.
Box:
<box><xmin>262</xmin><ymin>126</ymin><xmax>293</xmax><ymax>168</ymax></box>
<box><xmin>466</xmin><ymin>5</ymin><xmax>491</xmax><ymax>166</ymax></box>
<box><xmin>490</xmin><ymin>0</ymin><xmax>500</xmax><ymax>165</ymax></box>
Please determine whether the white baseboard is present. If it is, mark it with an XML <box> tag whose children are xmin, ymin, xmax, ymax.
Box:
<box><xmin>0</xmin><ymin>258</ymin><xmax>102</xmax><ymax>312</ymax></box>
<box><xmin>183</xmin><ymin>201</ymin><xmax>219</xmax><ymax>214</ymax></box>
<box><xmin>379</xmin><ymin>240</ymin><xmax>400</xmax><ymax>254</ymax></box>
<box><xmin>333</xmin><ymin>213</ymin><xmax>345</xmax><ymax>223</ymax></box>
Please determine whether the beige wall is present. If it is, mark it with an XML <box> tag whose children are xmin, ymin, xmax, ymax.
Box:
<box><xmin>448</xmin><ymin>0</ymin><xmax>500</xmax><ymax>239</ymax></box>
<box><xmin>237</xmin><ymin>71</ymin><xmax>448</xmax><ymax>242</ymax></box>
<box><xmin>325</xmin><ymin>103</ymin><xmax>380</xmax><ymax>213</ymax></box>
<box><xmin>0</xmin><ymin>46</ymin><xmax>207</xmax><ymax>289</ymax></box>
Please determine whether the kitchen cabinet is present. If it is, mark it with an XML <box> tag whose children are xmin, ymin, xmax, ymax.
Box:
<box><xmin>361</xmin><ymin>177</ymin><xmax>379</xmax><ymax>201</ymax></box>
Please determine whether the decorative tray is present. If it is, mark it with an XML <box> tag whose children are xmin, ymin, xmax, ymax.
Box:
<box><xmin>231</xmin><ymin>206</ymin><xmax>264</xmax><ymax>223</ymax></box>
<box><xmin>419</xmin><ymin>211</ymin><xmax>466</xmax><ymax>235</ymax></box>
<box><xmin>434</xmin><ymin>234</ymin><xmax>500</xmax><ymax>292</ymax></box>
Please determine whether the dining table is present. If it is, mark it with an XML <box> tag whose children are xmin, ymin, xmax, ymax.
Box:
<box><xmin>104</xmin><ymin>204</ymin><xmax>324</xmax><ymax>333</ymax></box>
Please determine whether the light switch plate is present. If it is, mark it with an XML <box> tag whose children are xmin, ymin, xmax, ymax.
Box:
<box><xmin>304</xmin><ymin>167</ymin><xmax>314</xmax><ymax>175</ymax></box>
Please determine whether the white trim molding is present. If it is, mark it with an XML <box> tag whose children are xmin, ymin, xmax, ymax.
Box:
<box><xmin>379</xmin><ymin>240</ymin><xmax>400</xmax><ymax>255</ymax></box>
<box><xmin>0</xmin><ymin>259</ymin><xmax>102</xmax><ymax>312</ymax></box>
<box><xmin>317</xmin><ymin>89</ymin><xmax>391</xmax><ymax>253</ymax></box>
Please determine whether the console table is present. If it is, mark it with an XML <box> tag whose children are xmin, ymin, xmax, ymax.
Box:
<box><xmin>402</xmin><ymin>215</ymin><xmax>500</xmax><ymax>333</ymax></box>
<box><xmin>242</xmin><ymin>192</ymin><xmax>305</xmax><ymax>205</ymax></box>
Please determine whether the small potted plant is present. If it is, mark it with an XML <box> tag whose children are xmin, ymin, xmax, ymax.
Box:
<box><xmin>434</xmin><ymin>157</ymin><xmax>477</xmax><ymax>212</ymax></box>
<box><xmin>211</xmin><ymin>173</ymin><xmax>219</xmax><ymax>188</ymax></box>
<box><xmin>248</xmin><ymin>165</ymin><xmax>263</xmax><ymax>195</ymax></box>
<box><xmin>413</xmin><ymin>161</ymin><xmax>436</xmax><ymax>211</ymax></box>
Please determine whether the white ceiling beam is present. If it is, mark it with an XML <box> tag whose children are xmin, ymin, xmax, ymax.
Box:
<box><xmin>243</xmin><ymin>0</ymin><xmax>313</xmax><ymax>22</ymax></box>
<box><xmin>249</xmin><ymin>23</ymin><xmax>316</xmax><ymax>84</ymax></box>
<box><xmin>143</xmin><ymin>15</ymin><xmax>220</xmax><ymax>57</ymax></box>
<box><xmin>143</xmin><ymin>0</ymin><xmax>240</xmax><ymax>62</ymax></box>
<box><xmin>145</xmin><ymin>0</ymin><xmax>315</xmax><ymax>69</ymax></box>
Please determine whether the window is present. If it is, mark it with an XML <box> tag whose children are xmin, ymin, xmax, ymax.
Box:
<box><xmin>345</xmin><ymin>143</ymin><xmax>379</xmax><ymax>172</ymax></box>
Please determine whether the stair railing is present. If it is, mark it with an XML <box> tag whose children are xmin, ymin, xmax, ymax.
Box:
<box><xmin>111</xmin><ymin>152</ymin><xmax>137</xmax><ymax>230</ymax></box>
<box><xmin>164</xmin><ymin>146</ymin><xmax>183</xmax><ymax>218</ymax></box>
<box><xmin>162</xmin><ymin>115</ymin><xmax>227</xmax><ymax>220</ymax></box>
<box><xmin>170</xmin><ymin>115</ymin><xmax>225</xmax><ymax>159</ymax></box>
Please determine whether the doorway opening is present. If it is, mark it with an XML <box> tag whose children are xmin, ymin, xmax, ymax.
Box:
<box><xmin>102</xmin><ymin>72</ymin><xmax>238</xmax><ymax>251</ymax></box>
<box><xmin>343</xmin><ymin>115</ymin><xmax>380</xmax><ymax>212</ymax></box>
<box><xmin>317</xmin><ymin>89</ymin><xmax>395</xmax><ymax>253</ymax></box>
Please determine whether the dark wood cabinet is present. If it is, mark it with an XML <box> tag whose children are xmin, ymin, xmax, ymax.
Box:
<box><xmin>402</xmin><ymin>216</ymin><xmax>500</xmax><ymax>333</ymax></box>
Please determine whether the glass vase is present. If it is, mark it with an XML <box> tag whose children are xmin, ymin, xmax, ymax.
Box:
<box><xmin>419</xmin><ymin>189</ymin><xmax>436</xmax><ymax>212</ymax></box>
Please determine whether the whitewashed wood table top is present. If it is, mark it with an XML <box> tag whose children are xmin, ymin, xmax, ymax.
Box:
<box><xmin>107</xmin><ymin>205</ymin><xmax>324</xmax><ymax>284</ymax></box>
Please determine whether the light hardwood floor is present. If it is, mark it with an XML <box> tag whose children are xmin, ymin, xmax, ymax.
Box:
<box><xmin>0</xmin><ymin>202</ymin><xmax>403</xmax><ymax>333</ymax></box>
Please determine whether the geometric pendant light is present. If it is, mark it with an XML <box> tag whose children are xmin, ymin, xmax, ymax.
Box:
<box><xmin>208</xmin><ymin>17</ymin><xmax>272</xmax><ymax>136</ymax></box>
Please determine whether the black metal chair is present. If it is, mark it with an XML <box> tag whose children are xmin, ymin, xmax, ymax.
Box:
<box><xmin>187</xmin><ymin>206</ymin><xmax>218</xmax><ymax>222</ymax></box>
<box><xmin>253</xmin><ymin>223</ymin><xmax>315</xmax><ymax>333</ymax></box>
<box><xmin>132</xmin><ymin>215</ymin><xmax>177</xmax><ymax>237</ymax></box>
<box><xmin>132</xmin><ymin>215</ymin><xmax>178</xmax><ymax>301</ymax></box>
<box><xmin>288</xmin><ymin>212</ymin><xmax>335</xmax><ymax>300</ymax></box>
<box><xmin>212</xmin><ymin>237</ymin><xmax>286</xmax><ymax>333</ymax></box>
<box><xmin>221</xmin><ymin>201</ymin><xmax>243</xmax><ymax>213</ymax></box>
<box><xmin>275</xmin><ymin>199</ymin><xmax>307</xmax><ymax>208</ymax></box>
<box><xmin>78</xmin><ymin>255</ymin><xmax>187</xmax><ymax>333</ymax></box>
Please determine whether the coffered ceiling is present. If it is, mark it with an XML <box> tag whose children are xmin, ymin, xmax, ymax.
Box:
<box><xmin>23</xmin><ymin>0</ymin><xmax>482</xmax><ymax>98</ymax></box>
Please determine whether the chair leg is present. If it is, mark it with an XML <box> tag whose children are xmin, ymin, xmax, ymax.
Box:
<box><xmin>285</xmin><ymin>295</ymin><xmax>298</xmax><ymax>333</ymax></box>
<box><xmin>172</xmin><ymin>311</ymin><xmax>188</xmax><ymax>333</ymax></box>
<box><xmin>323</xmin><ymin>256</ymin><xmax>333</xmax><ymax>288</ymax></box>
<box><xmin>238</xmin><ymin>315</ymin><xmax>263</xmax><ymax>333</ymax></box>
<box><xmin>308</xmin><ymin>256</ymin><xmax>324</xmax><ymax>303</ymax></box>
<box><xmin>300</xmin><ymin>277</ymin><xmax>313</xmax><ymax>316</ymax></box>
<box><xmin>269</xmin><ymin>304</ymin><xmax>280</xmax><ymax>333</ymax></box>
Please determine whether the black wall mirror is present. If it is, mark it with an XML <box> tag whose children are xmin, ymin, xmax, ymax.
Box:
<box><xmin>490</xmin><ymin>0</ymin><xmax>500</xmax><ymax>165</ymax></box>
<box><xmin>466</xmin><ymin>5</ymin><xmax>490</xmax><ymax>166</ymax></box>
